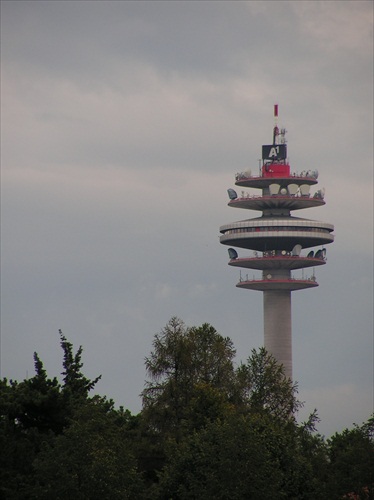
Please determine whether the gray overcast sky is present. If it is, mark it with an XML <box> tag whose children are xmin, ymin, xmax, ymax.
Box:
<box><xmin>1</xmin><ymin>0</ymin><xmax>373</xmax><ymax>436</ymax></box>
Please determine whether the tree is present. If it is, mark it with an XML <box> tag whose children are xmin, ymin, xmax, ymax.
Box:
<box><xmin>187</xmin><ymin>323</ymin><xmax>236</xmax><ymax>390</ymax></box>
<box><xmin>155</xmin><ymin>345</ymin><xmax>329</xmax><ymax>500</ymax></box>
<box><xmin>234</xmin><ymin>347</ymin><xmax>302</xmax><ymax>420</ymax></box>
<box><xmin>326</xmin><ymin>416</ymin><xmax>374</xmax><ymax>499</ymax></box>
<box><xmin>59</xmin><ymin>331</ymin><xmax>101</xmax><ymax>400</ymax></box>
<box><xmin>157</xmin><ymin>412</ymin><xmax>283</xmax><ymax>499</ymax></box>
<box><xmin>0</xmin><ymin>332</ymin><xmax>107</xmax><ymax>498</ymax></box>
<box><xmin>33</xmin><ymin>397</ymin><xmax>143</xmax><ymax>500</ymax></box>
<box><xmin>2</xmin><ymin>321</ymin><xmax>371</xmax><ymax>499</ymax></box>
<box><xmin>0</xmin><ymin>354</ymin><xmax>65</xmax><ymax>498</ymax></box>
<box><xmin>157</xmin><ymin>409</ymin><xmax>332</xmax><ymax>500</ymax></box>
<box><xmin>141</xmin><ymin>318</ymin><xmax>236</xmax><ymax>439</ymax></box>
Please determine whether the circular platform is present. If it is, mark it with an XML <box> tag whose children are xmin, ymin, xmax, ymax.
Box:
<box><xmin>235</xmin><ymin>175</ymin><xmax>318</xmax><ymax>189</ymax></box>
<box><xmin>228</xmin><ymin>195</ymin><xmax>325</xmax><ymax>211</ymax></box>
<box><xmin>220</xmin><ymin>217</ymin><xmax>334</xmax><ymax>251</ymax></box>
<box><xmin>220</xmin><ymin>232</ymin><xmax>334</xmax><ymax>251</ymax></box>
<box><xmin>228</xmin><ymin>255</ymin><xmax>326</xmax><ymax>270</ymax></box>
<box><xmin>236</xmin><ymin>278</ymin><xmax>319</xmax><ymax>291</ymax></box>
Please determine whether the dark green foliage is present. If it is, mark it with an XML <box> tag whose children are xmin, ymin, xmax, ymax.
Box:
<box><xmin>0</xmin><ymin>332</ymin><xmax>142</xmax><ymax>499</ymax></box>
<box><xmin>141</xmin><ymin>318</ymin><xmax>236</xmax><ymax>440</ymax></box>
<box><xmin>0</xmin><ymin>352</ymin><xmax>66</xmax><ymax>498</ymax></box>
<box><xmin>156</xmin><ymin>407</ymin><xmax>331</xmax><ymax>499</ymax></box>
<box><xmin>235</xmin><ymin>347</ymin><xmax>302</xmax><ymax>419</ymax></box>
<box><xmin>157</xmin><ymin>413</ymin><xmax>282</xmax><ymax>499</ymax></box>
<box><xmin>326</xmin><ymin>416</ymin><xmax>374</xmax><ymax>499</ymax></box>
<box><xmin>33</xmin><ymin>398</ymin><xmax>142</xmax><ymax>499</ymax></box>
<box><xmin>59</xmin><ymin>330</ymin><xmax>101</xmax><ymax>400</ymax></box>
<box><xmin>6</xmin><ymin>353</ymin><xmax>64</xmax><ymax>434</ymax></box>
<box><xmin>0</xmin><ymin>319</ymin><xmax>372</xmax><ymax>499</ymax></box>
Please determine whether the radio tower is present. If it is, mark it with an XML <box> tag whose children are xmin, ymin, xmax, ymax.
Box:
<box><xmin>220</xmin><ymin>105</ymin><xmax>334</xmax><ymax>379</ymax></box>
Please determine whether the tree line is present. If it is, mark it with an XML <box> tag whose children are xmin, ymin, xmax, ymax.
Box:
<box><xmin>1</xmin><ymin>318</ymin><xmax>372</xmax><ymax>499</ymax></box>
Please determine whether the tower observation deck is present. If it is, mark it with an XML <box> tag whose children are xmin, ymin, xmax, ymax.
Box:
<box><xmin>219</xmin><ymin>105</ymin><xmax>334</xmax><ymax>379</ymax></box>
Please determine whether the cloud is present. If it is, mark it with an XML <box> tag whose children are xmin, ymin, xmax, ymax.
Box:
<box><xmin>290</xmin><ymin>0</ymin><xmax>373</xmax><ymax>53</ymax></box>
<box><xmin>1</xmin><ymin>0</ymin><xmax>372</xmax><ymax>436</ymax></box>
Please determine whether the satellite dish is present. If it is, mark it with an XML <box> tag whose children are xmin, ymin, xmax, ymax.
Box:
<box><xmin>227</xmin><ymin>188</ymin><xmax>238</xmax><ymax>200</ymax></box>
<box><xmin>300</xmin><ymin>184</ymin><xmax>310</xmax><ymax>196</ymax></box>
<box><xmin>280</xmin><ymin>188</ymin><xmax>287</xmax><ymax>195</ymax></box>
<box><xmin>228</xmin><ymin>248</ymin><xmax>238</xmax><ymax>260</ymax></box>
<box><xmin>266</xmin><ymin>274</ymin><xmax>272</xmax><ymax>279</ymax></box>
<box><xmin>287</xmin><ymin>184</ymin><xmax>298</xmax><ymax>195</ymax></box>
<box><xmin>315</xmin><ymin>249</ymin><xmax>323</xmax><ymax>259</ymax></box>
<box><xmin>313</xmin><ymin>188</ymin><xmax>325</xmax><ymax>200</ymax></box>
<box><xmin>281</xmin><ymin>250</ymin><xmax>287</xmax><ymax>255</ymax></box>
<box><xmin>292</xmin><ymin>244</ymin><xmax>302</xmax><ymax>256</ymax></box>
<box><xmin>269</xmin><ymin>183</ymin><xmax>280</xmax><ymax>195</ymax></box>
<box><xmin>244</xmin><ymin>168</ymin><xmax>252</xmax><ymax>177</ymax></box>
<box><xmin>307</xmin><ymin>250</ymin><xmax>314</xmax><ymax>258</ymax></box>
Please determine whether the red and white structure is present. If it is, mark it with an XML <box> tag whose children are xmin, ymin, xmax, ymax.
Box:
<box><xmin>220</xmin><ymin>106</ymin><xmax>334</xmax><ymax>379</ymax></box>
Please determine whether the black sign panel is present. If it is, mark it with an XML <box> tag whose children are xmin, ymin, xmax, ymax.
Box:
<box><xmin>262</xmin><ymin>144</ymin><xmax>287</xmax><ymax>161</ymax></box>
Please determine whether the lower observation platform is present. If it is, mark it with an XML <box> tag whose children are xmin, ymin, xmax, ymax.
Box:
<box><xmin>229</xmin><ymin>255</ymin><xmax>326</xmax><ymax>270</ymax></box>
<box><xmin>228</xmin><ymin>195</ymin><xmax>324</xmax><ymax>211</ymax></box>
<box><xmin>236</xmin><ymin>278</ymin><xmax>318</xmax><ymax>291</ymax></box>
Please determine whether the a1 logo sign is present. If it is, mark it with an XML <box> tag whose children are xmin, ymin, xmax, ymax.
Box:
<box><xmin>268</xmin><ymin>146</ymin><xmax>279</xmax><ymax>157</ymax></box>
<box><xmin>262</xmin><ymin>144</ymin><xmax>287</xmax><ymax>160</ymax></box>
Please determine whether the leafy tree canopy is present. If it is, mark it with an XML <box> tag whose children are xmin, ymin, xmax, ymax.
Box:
<box><xmin>141</xmin><ymin>317</ymin><xmax>236</xmax><ymax>439</ymax></box>
<box><xmin>0</xmin><ymin>320</ymin><xmax>372</xmax><ymax>500</ymax></box>
<box><xmin>235</xmin><ymin>347</ymin><xmax>302</xmax><ymax>420</ymax></box>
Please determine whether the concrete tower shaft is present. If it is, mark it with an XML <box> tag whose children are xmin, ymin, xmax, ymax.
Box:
<box><xmin>264</xmin><ymin>290</ymin><xmax>292</xmax><ymax>379</ymax></box>
<box><xmin>220</xmin><ymin>106</ymin><xmax>334</xmax><ymax>379</ymax></box>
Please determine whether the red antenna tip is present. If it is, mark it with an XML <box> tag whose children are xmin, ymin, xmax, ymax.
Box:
<box><xmin>274</xmin><ymin>104</ymin><xmax>278</xmax><ymax>117</ymax></box>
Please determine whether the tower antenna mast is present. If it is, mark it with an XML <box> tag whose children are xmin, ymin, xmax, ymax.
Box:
<box><xmin>273</xmin><ymin>104</ymin><xmax>279</xmax><ymax>145</ymax></box>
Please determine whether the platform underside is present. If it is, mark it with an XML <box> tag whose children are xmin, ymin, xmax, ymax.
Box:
<box><xmin>220</xmin><ymin>233</ymin><xmax>334</xmax><ymax>251</ymax></box>
<box><xmin>228</xmin><ymin>196</ymin><xmax>324</xmax><ymax>211</ymax></box>
<box><xmin>236</xmin><ymin>279</ymin><xmax>318</xmax><ymax>291</ymax></box>
<box><xmin>228</xmin><ymin>256</ymin><xmax>326</xmax><ymax>270</ymax></box>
